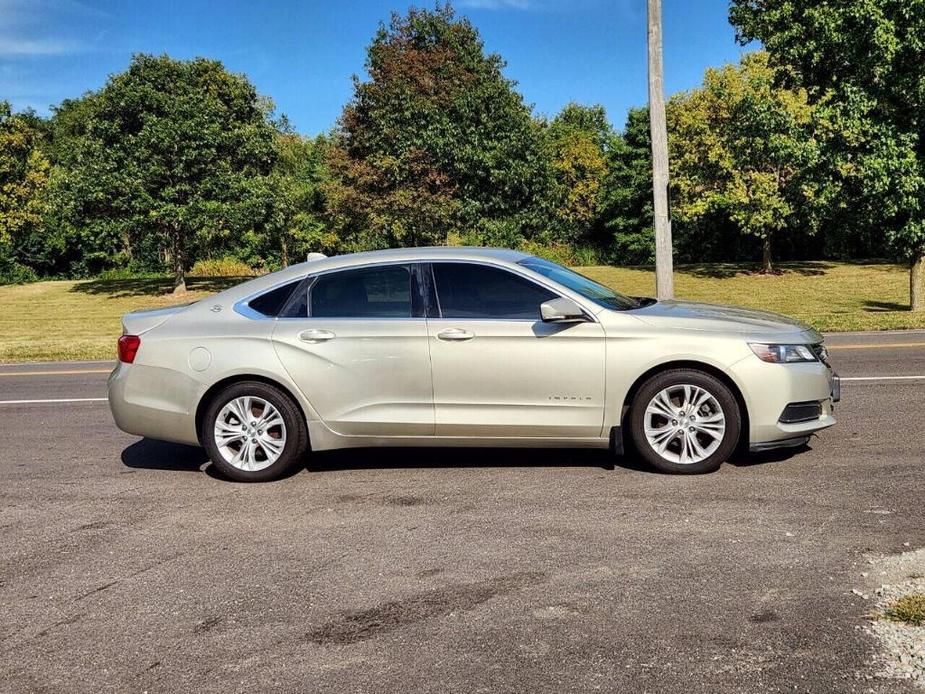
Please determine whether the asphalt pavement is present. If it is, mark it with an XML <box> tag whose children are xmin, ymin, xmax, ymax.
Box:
<box><xmin>0</xmin><ymin>331</ymin><xmax>923</xmax><ymax>693</ymax></box>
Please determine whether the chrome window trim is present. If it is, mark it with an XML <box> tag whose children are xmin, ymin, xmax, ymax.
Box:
<box><xmin>233</xmin><ymin>257</ymin><xmax>599</xmax><ymax>324</ymax></box>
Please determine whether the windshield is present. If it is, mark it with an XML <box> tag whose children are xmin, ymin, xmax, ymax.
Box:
<box><xmin>518</xmin><ymin>257</ymin><xmax>642</xmax><ymax>311</ymax></box>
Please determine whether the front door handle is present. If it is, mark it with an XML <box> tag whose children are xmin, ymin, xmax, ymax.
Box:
<box><xmin>299</xmin><ymin>329</ymin><xmax>335</xmax><ymax>343</ymax></box>
<box><xmin>436</xmin><ymin>328</ymin><xmax>475</xmax><ymax>341</ymax></box>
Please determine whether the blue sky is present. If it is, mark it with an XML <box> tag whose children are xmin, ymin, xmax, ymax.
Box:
<box><xmin>1</xmin><ymin>0</ymin><xmax>751</xmax><ymax>135</ymax></box>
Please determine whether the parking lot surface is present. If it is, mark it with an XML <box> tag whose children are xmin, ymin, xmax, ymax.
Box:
<box><xmin>1</xmin><ymin>331</ymin><xmax>924</xmax><ymax>693</ymax></box>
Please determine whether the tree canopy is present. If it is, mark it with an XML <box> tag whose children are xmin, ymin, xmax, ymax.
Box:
<box><xmin>730</xmin><ymin>0</ymin><xmax>925</xmax><ymax>304</ymax></box>
<box><xmin>668</xmin><ymin>52</ymin><xmax>825</xmax><ymax>271</ymax></box>
<box><xmin>52</xmin><ymin>54</ymin><xmax>278</xmax><ymax>290</ymax></box>
<box><xmin>326</xmin><ymin>5</ymin><xmax>549</xmax><ymax>251</ymax></box>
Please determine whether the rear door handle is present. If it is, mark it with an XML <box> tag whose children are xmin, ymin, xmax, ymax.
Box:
<box><xmin>299</xmin><ymin>329</ymin><xmax>335</xmax><ymax>343</ymax></box>
<box><xmin>436</xmin><ymin>328</ymin><xmax>475</xmax><ymax>341</ymax></box>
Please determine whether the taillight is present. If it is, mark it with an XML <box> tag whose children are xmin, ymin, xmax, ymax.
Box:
<box><xmin>118</xmin><ymin>335</ymin><xmax>141</xmax><ymax>364</ymax></box>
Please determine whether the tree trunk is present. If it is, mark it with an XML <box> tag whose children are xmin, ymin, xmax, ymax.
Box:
<box><xmin>762</xmin><ymin>236</ymin><xmax>773</xmax><ymax>273</ymax></box>
<box><xmin>647</xmin><ymin>0</ymin><xmax>674</xmax><ymax>300</ymax></box>
<box><xmin>912</xmin><ymin>252</ymin><xmax>925</xmax><ymax>312</ymax></box>
<box><xmin>280</xmin><ymin>233</ymin><xmax>289</xmax><ymax>268</ymax></box>
<box><xmin>172</xmin><ymin>224</ymin><xmax>187</xmax><ymax>294</ymax></box>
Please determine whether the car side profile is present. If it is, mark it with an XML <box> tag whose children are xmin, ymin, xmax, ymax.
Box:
<box><xmin>108</xmin><ymin>247</ymin><xmax>839</xmax><ymax>481</ymax></box>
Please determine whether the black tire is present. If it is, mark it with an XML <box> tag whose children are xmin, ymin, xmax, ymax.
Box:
<box><xmin>201</xmin><ymin>381</ymin><xmax>308</xmax><ymax>482</ymax></box>
<box><xmin>628</xmin><ymin>369</ymin><xmax>741</xmax><ymax>474</ymax></box>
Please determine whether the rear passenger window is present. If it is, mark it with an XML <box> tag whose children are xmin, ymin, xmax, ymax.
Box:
<box><xmin>301</xmin><ymin>265</ymin><xmax>412</xmax><ymax>318</ymax></box>
<box><xmin>432</xmin><ymin>263</ymin><xmax>556</xmax><ymax>319</ymax></box>
<box><xmin>248</xmin><ymin>280</ymin><xmax>300</xmax><ymax>317</ymax></box>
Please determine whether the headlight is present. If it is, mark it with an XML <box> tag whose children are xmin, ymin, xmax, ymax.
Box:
<box><xmin>749</xmin><ymin>343</ymin><xmax>817</xmax><ymax>364</ymax></box>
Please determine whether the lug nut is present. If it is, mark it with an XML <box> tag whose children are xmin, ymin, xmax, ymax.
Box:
<box><xmin>672</xmin><ymin>420</ymin><xmax>678</xmax><ymax>426</ymax></box>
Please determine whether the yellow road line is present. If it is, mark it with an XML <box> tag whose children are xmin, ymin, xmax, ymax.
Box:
<box><xmin>827</xmin><ymin>342</ymin><xmax>925</xmax><ymax>351</ymax></box>
<box><xmin>0</xmin><ymin>369</ymin><xmax>112</xmax><ymax>377</ymax></box>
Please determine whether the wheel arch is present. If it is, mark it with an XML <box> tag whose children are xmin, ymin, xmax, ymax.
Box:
<box><xmin>620</xmin><ymin>360</ymin><xmax>751</xmax><ymax>451</ymax></box>
<box><xmin>194</xmin><ymin>374</ymin><xmax>309</xmax><ymax>446</ymax></box>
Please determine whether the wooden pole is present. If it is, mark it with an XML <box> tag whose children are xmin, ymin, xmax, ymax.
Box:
<box><xmin>647</xmin><ymin>0</ymin><xmax>674</xmax><ymax>299</ymax></box>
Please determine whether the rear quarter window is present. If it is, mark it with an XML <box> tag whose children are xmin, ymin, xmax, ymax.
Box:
<box><xmin>247</xmin><ymin>280</ymin><xmax>301</xmax><ymax>317</ymax></box>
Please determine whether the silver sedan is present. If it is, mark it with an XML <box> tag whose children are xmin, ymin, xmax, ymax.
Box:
<box><xmin>108</xmin><ymin>247</ymin><xmax>839</xmax><ymax>481</ymax></box>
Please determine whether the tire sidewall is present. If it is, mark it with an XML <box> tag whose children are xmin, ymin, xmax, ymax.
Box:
<box><xmin>629</xmin><ymin>370</ymin><xmax>741</xmax><ymax>474</ymax></box>
<box><xmin>202</xmin><ymin>382</ymin><xmax>306</xmax><ymax>482</ymax></box>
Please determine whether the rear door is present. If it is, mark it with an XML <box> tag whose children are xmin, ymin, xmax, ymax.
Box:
<box><xmin>425</xmin><ymin>261</ymin><xmax>606</xmax><ymax>438</ymax></box>
<box><xmin>271</xmin><ymin>263</ymin><xmax>434</xmax><ymax>436</ymax></box>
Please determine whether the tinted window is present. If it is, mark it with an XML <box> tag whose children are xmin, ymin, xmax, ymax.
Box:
<box><xmin>432</xmin><ymin>263</ymin><xmax>556</xmax><ymax>319</ymax></box>
<box><xmin>248</xmin><ymin>280</ymin><xmax>300</xmax><ymax>317</ymax></box>
<box><xmin>307</xmin><ymin>265</ymin><xmax>412</xmax><ymax>318</ymax></box>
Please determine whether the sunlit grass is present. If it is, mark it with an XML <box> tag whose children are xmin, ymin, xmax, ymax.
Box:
<box><xmin>0</xmin><ymin>261</ymin><xmax>921</xmax><ymax>363</ymax></box>
<box><xmin>0</xmin><ymin>275</ymin><xmax>241</xmax><ymax>363</ymax></box>
<box><xmin>581</xmin><ymin>261</ymin><xmax>922</xmax><ymax>333</ymax></box>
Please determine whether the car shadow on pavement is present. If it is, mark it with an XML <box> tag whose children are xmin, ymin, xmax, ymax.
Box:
<box><xmin>121</xmin><ymin>438</ymin><xmax>209</xmax><ymax>472</ymax></box>
<box><xmin>305</xmin><ymin>446</ymin><xmax>617</xmax><ymax>473</ymax></box>
<box><xmin>120</xmin><ymin>438</ymin><xmax>810</xmax><ymax>480</ymax></box>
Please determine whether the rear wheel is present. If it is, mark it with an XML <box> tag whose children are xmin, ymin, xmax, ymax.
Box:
<box><xmin>629</xmin><ymin>369</ymin><xmax>741</xmax><ymax>474</ymax></box>
<box><xmin>202</xmin><ymin>381</ymin><xmax>308</xmax><ymax>482</ymax></box>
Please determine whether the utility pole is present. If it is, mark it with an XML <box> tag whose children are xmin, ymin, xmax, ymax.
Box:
<box><xmin>647</xmin><ymin>0</ymin><xmax>674</xmax><ymax>299</ymax></box>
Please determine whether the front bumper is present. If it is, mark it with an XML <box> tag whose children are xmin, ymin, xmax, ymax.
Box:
<box><xmin>729</xmin><ymin>356</ymin><xmax>838</xmax><ymax>449</ymax></box>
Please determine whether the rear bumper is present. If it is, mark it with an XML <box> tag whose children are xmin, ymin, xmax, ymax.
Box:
<box><xmin>108</xmin><ymin>362</ymin><xmax>201</xmax><ymax>446</ymax></box>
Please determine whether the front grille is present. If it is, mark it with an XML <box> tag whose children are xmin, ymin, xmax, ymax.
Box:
<box><xmin>810</xmin><ymin>343</ymin><xmax>830</xmax><ymax>366</ymax></box>
<box><xmin>779</xmin><ymin>401</ymin><xmax>823</xmax><ymax>424</ymax></box>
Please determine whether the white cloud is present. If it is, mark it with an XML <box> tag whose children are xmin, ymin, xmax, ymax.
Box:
<box><xmin>0</xmin><ymin>37</ymin><xmax>83</xmax><ymax>56</ymax></box>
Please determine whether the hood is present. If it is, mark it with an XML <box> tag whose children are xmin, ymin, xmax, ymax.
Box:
<box><xmin>630</xmin><ymin>299</ymin><xmax>821</xmax><ymax>340</ymax></box>
<box><xmin>122</xmin><ymin>302</ymin><xmax>196</xmax><ymax>335</ymax></box>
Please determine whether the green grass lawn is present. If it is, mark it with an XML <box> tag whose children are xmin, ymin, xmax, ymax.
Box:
<box><xmin>0</xmin><ymin>261</ymin><xmax>921</xmax><ymax>363</ymax></box>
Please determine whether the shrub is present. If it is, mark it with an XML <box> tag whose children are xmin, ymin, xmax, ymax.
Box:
<box><xmin>189</xmin><ymin>257</ymin><xmax>258</xmax><ymax>277</ymax></box>
<box><xmin>0</xmin><ymin>258</ymin><xmax>38</xmax><ymax>285</ymax></box>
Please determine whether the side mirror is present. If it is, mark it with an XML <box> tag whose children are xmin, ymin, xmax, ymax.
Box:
<box><xmin>540</xmin><ymin>297</ymin><xmax>587</xmax><ymax>323</ymax></box>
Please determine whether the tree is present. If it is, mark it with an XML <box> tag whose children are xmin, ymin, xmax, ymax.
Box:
<box><xmin>326</xmin><ymin>4</ymin><xmax>550</xmax><ymax>250</ymax></box>
<box><xmin>730</xmin><ymin>0</ymin><xmax>925</xmax><ymax>307</ymax></box>
<box><xmin>599</xmin><ymin>107</ymin><xmax>656</xmax><ymax>265</ymax></box>
<box><xmin>668</xmin><ymin>52</ymin><xmax>824</xmax><ymax>272</ymax></box>
<box><xmin>545</xmin><ymin>103</ymin><xmax>612</xmax><ymax>246</ymax></box>
<box><xmin>53</xmin><ymin>54</ymin><xmax>277</xmax><ymax>291</ymax></box>
<box><xmin>0</xmin><ymin>102</ymin><xmax>50</xmax><ymax>283</ymax></box>
<box><xmin>265</xmin><ymin>132</ymin><xmax>335</xmax><ymax>265</ymax></box>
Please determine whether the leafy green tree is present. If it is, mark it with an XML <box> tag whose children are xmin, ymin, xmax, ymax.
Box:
<box><xmin>327</xmin><ymin>4</ymin><xmax>550</xmax><ymax>250</ymax></box>
<box><xmin>265</xmin><ymin>132</ymin><xmax>335</xmax><ymax>265</ymax></box>
<box><xmin>53</xmin><ymin>54</ymin><xmax>277</xmax><ymax>290</ymax></box>
<box><xmin>599</xmin><ymin>107</ymin><xmax>655</xmax><ymax>264</ymax></box>
<box><xmin>730</xmin><ymin>0</ymin><xmax>925</xmax><ymax>306</ymax></box>
<box><xmin>545</xmin><ymin>103</ymin><xmax>611</xmax><ymax>246</ymax></box>
<box><xmin>0</xmin><ymin>102</ymin><xmax>50</xmax><ymax>282</ymax></box>
<box><xmin>668</xmin><ymin>52</ymin><xmax>824</xmax><ymax>272</ymax></box>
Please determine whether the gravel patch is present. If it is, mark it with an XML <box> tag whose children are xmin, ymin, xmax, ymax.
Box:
<box><xmin>860</xmin><ymin>547</ymin><xmax>925</xmax><ymax>688</ymax></box>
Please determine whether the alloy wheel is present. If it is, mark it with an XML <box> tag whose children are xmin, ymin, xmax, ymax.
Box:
<box><xmin>643</xmin><ymin>384</ymin><xmax>726</xmax><ymax>465</ymax></box>
<box><xmin>213</xmin><ymin>395</ymin><xmax>288</xmax><ymax>472</ymax></box>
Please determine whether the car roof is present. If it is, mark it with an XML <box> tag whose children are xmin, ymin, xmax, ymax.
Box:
<box><xmin>220</xmin><ymin>246</ymin><xmax>534</xmax><ymax>302</ymax></box>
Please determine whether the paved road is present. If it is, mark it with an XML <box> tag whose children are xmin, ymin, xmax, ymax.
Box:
<box><xmin>0</xmin><ymin>331</ymin><xmax>923</xmax><ymax>693</ymax></box>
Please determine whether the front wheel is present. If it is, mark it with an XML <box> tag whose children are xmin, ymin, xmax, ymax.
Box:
<box><xmin>201</xmin><ymin>381</ymin><xmax>308</xmax><ymax>482</ymax></box>
<box><xmin>628</xmin><ymin>369</ymin><xmax>741</xmax><ymax>474</ymax></box>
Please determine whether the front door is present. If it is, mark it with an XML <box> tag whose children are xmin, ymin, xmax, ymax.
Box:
<box><xmin>271</xmin><ymin>263</ymin><xmax>434</xmax><ymax>436</ymax></box>
<box><xmin>426</xmin><ymin>262</ymin><xmax>606</xmax><ymax>438</ymax></box>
